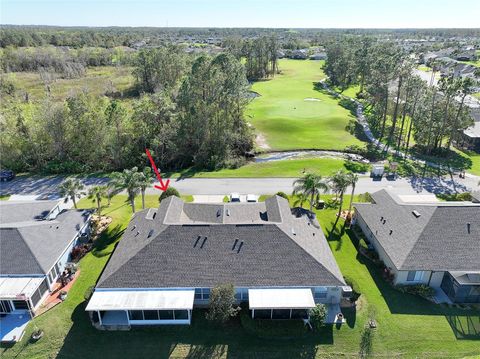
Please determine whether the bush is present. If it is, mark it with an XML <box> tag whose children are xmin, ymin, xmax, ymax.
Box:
<box><xmin>437</xmin><ymin>192</ymin><xmax>472</xmax><ymax>202</ymax></box>
<box><xmin>159</xmin><ymin>187</ymin><xmax>180</xmax><ymax>202</ymax></box>
<box><xmin>205</xmin><ymin>283</ymin><xmax>240</xmax><ymax>323</ymax></box>
<box><xmin>395</xmin><ymin>284</ymin><xmax>435</xmax><ymax>299</ymax></box>
<box><xmin>359</xmin><ymin>326</ymin><xmax>375</xmax><ymax>358</ymax></box>
<box><xmin>344</xmin><ymin>160</ymin><xmax>370</xmax><ymax>174</ymax></box>
<box><xmin>309</xmin><ymin>304</ymin><xmax>327</xmax><ymax>330</ymax></box>
<box><xmin>344</xmin><ymin>276</ymin><xmax>362</xmax><ymax>302</ymax></box>
<box><xmin>275</xmin><ymin>191</ymin><xmax>289</xmax><ymax>200</ymax></box>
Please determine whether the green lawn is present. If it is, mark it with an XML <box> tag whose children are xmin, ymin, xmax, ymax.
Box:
<box><xmin>247</xmin><ymin>59</ymin><xmax>364</xmax><ymax>151</ymax></box>
<box><xmin>1</xmin><ymin>194</ymin><xmax>478</xmax><ymax>358</ymax></box>
<box><xmin>166</xmin><ymin>157</ymin><xmax>354</xmax><ymax>178</ymax></box>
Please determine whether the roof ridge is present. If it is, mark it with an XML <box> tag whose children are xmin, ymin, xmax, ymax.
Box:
<box><xmin>274</xmin><ymin>222</ymin><xmax>345</xmax><ymax>285</ymax></box>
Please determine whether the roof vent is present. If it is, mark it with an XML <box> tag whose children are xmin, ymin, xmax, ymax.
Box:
<box><xmin>135</xmin><ymin>231</ymin><xmax>140</xmax><ymax>237</ymax></box>
<box><xmin>226</xmin><ymin>209</ymin><xmax>231</xmax><ymax>216</ymax></box>
<box><xmin>232</xmin><ymin>238</ymin><xmax>239</xmax><ymax>250</ymax></box>
<box><xmin>291</xmin><ymin>228</ymin><xmax>296</xmax><ymax>236</ymax></box>
<box><xmin>389</xmin><ymin>229</ymin><xmax>393</xmax><ymax>235</ymax></box>
<box><xmin>194</xmin><ymin>236</ymin><xmax>201</xmax><ymax>247</ymax></box>
<box><xmin>467</xmin><ymin>222</ymin><xmax>471</xmax><ymax>234</ymax></box>
<box><xmin>153</xmin><ymin>212</ymin><xmax>157</xmax><ymax>219</ymax></box>
<box><xmin>147</xmin><ymin>229</ymin><xmax>154</xmax><ymax>238</ymax></box>
<box><xmin>412</xmin><ymin>210</ymin><xmax>421</xmax><ymax>218</ymax></box>
<box><xmin>200</xmin><ymin>237</ymin><xmax>207</xmax><ymax>248</ymax></box>
<box><xmin>131</xmin><ymin>225</ymin><xmax>137</xmax><ymax>231</ymax></box>
<box><xmin>216</xmin><ymin>209</ymin><xmax>221</xmax><ymax>217</ymax></box>
<box><xmin>237</xmin><ymin>241</ymin><xmax>244</xmax><ymax>253</ymax></box>
<box><xmin>383</xmin><ymin>219</ymin><xmax>386</xmax><ymax>224</ymax></box>
<box><xmin>380</xmin><ymin>216</ymin><xmax>384</xmax><ymax>222</ymax></box>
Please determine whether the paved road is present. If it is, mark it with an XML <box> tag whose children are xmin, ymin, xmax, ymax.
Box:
<box><xmin>1</xmin><ymin>174</ymin><xmax>478</xmax><ymax>198</ymax></box>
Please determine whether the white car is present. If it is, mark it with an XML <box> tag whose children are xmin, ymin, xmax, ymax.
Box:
<box><xmin>246</xmin><ymin>194</ymin><xmax>257</xmax><ymax>203</ymax></box>
<box><xmin>230</xmin><ymin>193</ymin><xmax>241</xmax><ymax>202</ymax></box>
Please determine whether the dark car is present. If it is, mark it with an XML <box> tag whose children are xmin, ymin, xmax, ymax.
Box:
<box><xmin>0</xmin><ymin>170</ymin><xmax>15</xmax><ymax>182</ymax></box>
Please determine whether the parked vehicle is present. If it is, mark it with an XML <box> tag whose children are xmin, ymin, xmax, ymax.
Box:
<box><xmin>230</xmin><ymin>193</ymin><xmax>240</xmax><ymax>202</ymax></box>
<box><xmin>0</xmin><ymin>170</ymin><xmax>15</xmax><ymax>182</ymax></box>
<box><xmin>246</xmin><ymin>194</ymin><xmax>257</xmax><ymax>203</ymax></box>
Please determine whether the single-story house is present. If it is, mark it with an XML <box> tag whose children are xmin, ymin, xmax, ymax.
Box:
<box><xmin>354</xmin><ymin>190</ymin><xmax>480</xmax><ymax>304</ymax></box>
<box><xmin>86</xmin><ymin>195</ymin><xmax>349</xmax><ymax>329</ymax></box>
<box><xmin>0</xmin><ymin>200</ymin><xmax>91</xmax><ymax>342</ymax></box>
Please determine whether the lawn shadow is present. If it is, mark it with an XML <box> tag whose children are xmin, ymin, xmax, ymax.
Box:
<box><xmin>446</xmin><ymin>314</ymin><xmax>480</xmax><ymax>340</ymax></box>
<box><xmin>56</xmin><ymin>305</ymin><xmax>333</xmax><ymax>359</ymax></box>
<box><xmin>91</xmin><ymin>224</ymin><xmax>125</xmax><ymax>257</ymax></box>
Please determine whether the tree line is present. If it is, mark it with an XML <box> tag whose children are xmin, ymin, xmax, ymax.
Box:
<box><xmin>324</xmin><ymin>37</ymin><xmax>475</xmax><ymax>156</ymax></box>
<box><xmin>0</xmin><ymin>50</ymin><xmax>253</xmax><ymax>173</ymax></box>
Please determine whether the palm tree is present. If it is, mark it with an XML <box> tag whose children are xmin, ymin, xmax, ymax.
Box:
<box><xmin>88</xmin><ymin>185</ymin><xmax>107</xmax><ymax>215</ymax></box>
<box><xmin>292</xmin><ymin>173</ymin><xmax>329</xmax><ymax>211</ymax></box>
<box><xmin>329</xmin><ymin>170</ymin><xmax>351</xmax><ymax>225</ymax></box>
<box><xmin>105</xmin><ymin>181</ymin><xmax>122</xmax><ymax>206</ymax></box>
<box><xmin>111</xmin><ymin>167</ymin><xmax>143</xmax><ymax>213</ymax></box>
<box><xmin>346</xmin><ymin>172</ymin><xmax>359</xmax><ymax>226</ymax></box>
<box><xmin>293</xmin><ymin>192</ymin><xmax>309</xmax><ymax>208</ymax></box>
<box><xmin>139</xmin><ymin>167</ymin><xmax>154</xmax><ymax>210</ymax></box>
<box><xmin>58</xmin><ymin>178</ymin><xmax>85</xmax><ymax>209</ymax></box>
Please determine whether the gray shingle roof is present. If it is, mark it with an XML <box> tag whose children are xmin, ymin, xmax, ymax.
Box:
<box><xmin>0</xmin><ymin>201</ymin><xmax>91</xmax><ymax>275</ymax></box>
<box><xmin>97</xmin><ymin>196</ymin><xmax>345</xmax><ymax>289</ymax></box>
<box><xmin>354</xmin><ymin>190</ymin><xmax>480</xmax><ymax>271</ymax></box>
<box><xmin>0</xmin><ymin>200</ymin><xmax>58</xmax><ymax>226</ymax></box>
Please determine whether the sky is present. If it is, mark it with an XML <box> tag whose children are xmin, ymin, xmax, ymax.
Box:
<box><xmin>1</xmin><ymin>0</ymin><xmax>479</xmax><ymax>28</ymax></box>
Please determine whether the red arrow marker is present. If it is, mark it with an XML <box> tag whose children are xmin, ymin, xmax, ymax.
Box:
<box><xmin>145</xmin><ymin>148</ymin><xmax>170</xmax><ymax>192</ymax></box>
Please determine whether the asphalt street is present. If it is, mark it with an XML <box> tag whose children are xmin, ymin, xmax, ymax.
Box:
<box><xmin>1</xmin><ymin>173</ymin><xmax>478</xmax><ymax>198</ymax></box>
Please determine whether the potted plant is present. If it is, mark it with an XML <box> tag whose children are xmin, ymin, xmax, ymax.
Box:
<box><xmin>59</xmin><ymin>290</ymin><xmax>68</xmax><ymax>301</ymax></box>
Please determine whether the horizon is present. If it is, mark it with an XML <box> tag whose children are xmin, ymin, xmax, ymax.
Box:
<box><xmin>1</xmin><ymin>0</ymin><xmax>480</xmax><ymax>29</ymax></box>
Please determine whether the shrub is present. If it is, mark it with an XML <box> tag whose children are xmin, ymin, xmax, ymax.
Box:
<box><xmin>309</xmin><ymin>304</ymin><xmax>327</xmax><ymax>330</ymax></box>
<box><xmin>395</xmin><ymin>284</ymin><xmax>435</xmax><ymax>299</ymax></box>
<box><xmin>275</xmin><ymin>191</ymin><xmax>289</xmax><ymax>200</ymax></box>
<box><xmin>437</xmin><ymin>192</ymin><xmax>472</xmax><ymax>202</ymax></box>
<box><xmin>205</xmin><ymin>283</ymin><xmax>240</xmax><ymax>323</ymax></box>
<box><xmin>359</xmin><ymin>326</ymin><xmax>375</xmax><ymax>358</ymax></box>
<box><xmin>159</xmin><ymin>187</ymin><xmax>180</xmax><ymax>202</ymax></box>
<box><xmin>344</xmin><ymin>276</ymin><xmax>362</xmax><ymax>302</ymax></box>
<box><xmin>357</xmin><ymin>192</ymin><xmax>373</xmax><ymax>203</ymax></box>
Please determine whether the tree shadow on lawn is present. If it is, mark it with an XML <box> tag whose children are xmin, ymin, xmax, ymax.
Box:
<box><xmin>57</xmin><ymin>304</ymin><xmax>333</xmax><ymax>359</ymax></box>
<box><xmin>91</xmin><ymin>224</ymin><xmax>125</xmax><ymax>257</ymax></box>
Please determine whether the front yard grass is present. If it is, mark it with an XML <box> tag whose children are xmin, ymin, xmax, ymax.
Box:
<box><xmin>1</xmin><ymin>194</ymin><xmax>479</xmax><ymax>358</ymax></box>
<box><xmin>166</xmin><ymin>157</ymin><xmax>349</xmax><ymax>178</ymax></box>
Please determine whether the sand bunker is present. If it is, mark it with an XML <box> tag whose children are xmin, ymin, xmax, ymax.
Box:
<box><xmin>304</xmin><ymin>98</ymin><xmax>321</xmax><ymax>102</ymax></box>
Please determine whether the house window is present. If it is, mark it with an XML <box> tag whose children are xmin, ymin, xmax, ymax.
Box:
<box><xmin>0</xmin><ymin>300</ymin><xmax>12</xmax><ymax>313</ymax></box>
<box><xmin>291</xmin><ymin>309</ymin><xmax>308</xmax><ymax>319</ymax></box>
<box><xmin>143</xmin><ymin>310</ymin><xmax>160</xmax><ymax>320</ymax></box>
<box><xmin>12</xmin><ymin>300</ymin><xmax>29</xmax><ymax>310</ymax></box>
<box><xmin>313</xmin><ymin>287</ymin><xmax>328</xmax><ymax>299</ymax></box>
<box><xmin>194</xmin><ymin>288</ymin><xmax>210</xmax><ymax>300</ymax></box>
<box><xmin>31</xmin><ymin>278</ymin><xmax>50</xmax><ymax>308</ymax></box>
<box><xmin>235</xmin><ymin>288</ymin><xmax>249</xmax><ymax>301</ymax></box>
<box><xmin>407</xmin><ymin>271</ymin><xmax>424</xmax><ymax>282</ymax></box>
<box><xmin>159</xmin><ymin>310</ymin><xmax>174</xmax><ymax>320</ymax></box>
<box><xmin>128</xmin><ymin>310</ymin><xmax>144</xmax><ymax>320</ymax></box>
<box><xmin>174</xmin><ymin>310</ymin><xmax>189</xmax><ymax>320</ymax></box>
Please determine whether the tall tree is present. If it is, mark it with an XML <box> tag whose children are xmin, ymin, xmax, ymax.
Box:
<box><xmin>292</xmin><ymin>173</ymin><xmax>329</xmax><ymax>212</ymax></box>
<box><xmin>329</xmin><ymin>170</ymin><xmax>350</xmax><ymax>226</ymax></box>
<box><xmin>88</xmin><ymin>185</ymin><xmax>107</xmax><ymax>215</ymax></box>
<box><xmin>59</xmin><ymin>178</ymin><xmax>85</xmax><ymax>209</ymax></box>
<box><xmin>111</xmin><ymin>167</ymin><xmax>142</xmax><ymax>213</ymax></box>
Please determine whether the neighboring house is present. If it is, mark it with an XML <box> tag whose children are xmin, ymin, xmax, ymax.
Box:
<box><xmin>86</xmin><ymin>196</ymin><xmax>348</xmax><ymax>329</ymax></box>
<box><xmin>461</xmin><ymin>106</ymin><xmax>480</xmax><ymax>152</ymax></box>
<box><xmin>0</xmin><ymin>201</ymin><xmax>91</xmax><ymax>342</ymax></box>
<box><xmin>354</xmin><ymin>190</ymin><xmax>480</xmax><ymax>304</ymax></box>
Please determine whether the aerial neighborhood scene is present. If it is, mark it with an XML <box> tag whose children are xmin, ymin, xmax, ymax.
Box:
<box><xmin>1</xmin><ymin>0</ymin><xmax>480</xmax><ymax>358</ymax></box>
